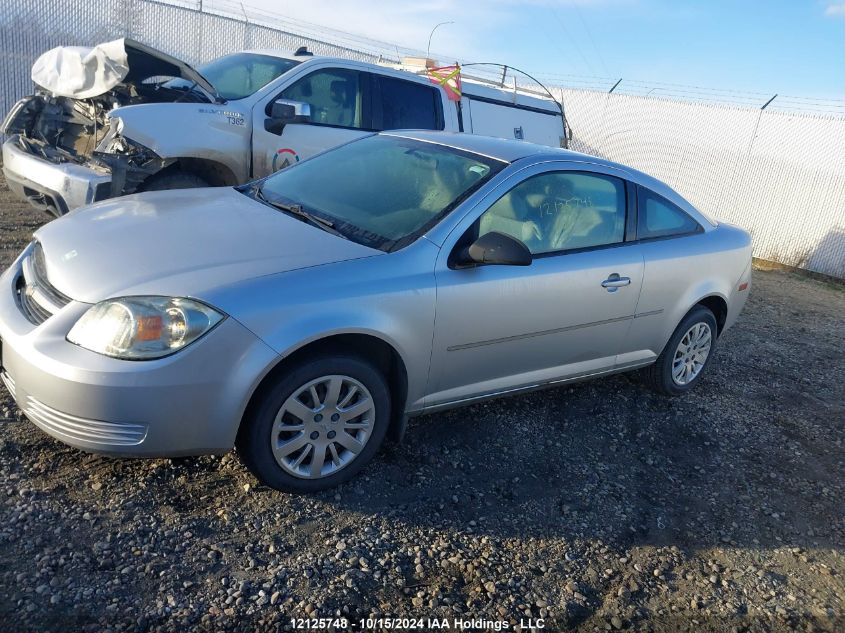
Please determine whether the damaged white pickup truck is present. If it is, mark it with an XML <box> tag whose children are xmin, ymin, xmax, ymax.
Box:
<box><xmin>2</xmin><ymin>38</ymin><xmax>567</xmax><ymax>216</ymax></box>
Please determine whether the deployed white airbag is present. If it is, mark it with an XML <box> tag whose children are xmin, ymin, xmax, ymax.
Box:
<box><xmin>31</xmin><ymin>39</ymin><xmax>129</xmax><ymax>99</ymax></box>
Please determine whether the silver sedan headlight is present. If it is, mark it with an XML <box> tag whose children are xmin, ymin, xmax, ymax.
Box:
<box><xmin>67</xmin><ymin>297</ymin><xmax>224</xmax><ymax>360</ymax></box>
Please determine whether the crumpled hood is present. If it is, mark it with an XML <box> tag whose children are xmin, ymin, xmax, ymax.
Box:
<box><xmin>31</xmin><ymin>38</ymin><xmax>217</xmax><ymax>100</ymax></box>
<box><xmin>34</xmin><ymin>187</ymin><xmax>380</xmax><ymax>303</ymax></box>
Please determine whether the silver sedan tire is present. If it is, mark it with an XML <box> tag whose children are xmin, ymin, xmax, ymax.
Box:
<box><xmin>236</xmin><ymin>355</ymin><xmax>391</xmax><ymax>493</ymax></box>
<box><xmin>646</xmin><ymin>305</ymin><xmax>718</xmax><ymax>396</ymax></box>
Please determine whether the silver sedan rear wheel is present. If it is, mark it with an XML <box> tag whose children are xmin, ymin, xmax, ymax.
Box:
<box><xmin>270</xmin><ymin>375</ymin><xmax>376</xmax><ymax>479</ymax></box>
<box><xmin>671</xmin><ymin>322</ymin><xmax>712</xmax><ymax>386</ymax></box>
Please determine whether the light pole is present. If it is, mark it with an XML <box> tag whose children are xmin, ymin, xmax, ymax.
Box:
<box><xmin>427</xmin><ymin>21</ymin><xmax>455</xmax><ymax>58</ymax></box>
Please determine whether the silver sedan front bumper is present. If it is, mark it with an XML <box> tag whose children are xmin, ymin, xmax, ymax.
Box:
<box><xmin>0</xmin><ymin>247</ymin><xmax>280</xmax><ymax>457</ymax></box>
<box><xmin>2</xmin><ymin>137</ymin><xmax>112</xmax><ymax>216</ymax></box>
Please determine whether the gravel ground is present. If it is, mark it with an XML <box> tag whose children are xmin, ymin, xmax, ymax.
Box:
<box><xmin>0</xmin><ymin>175</ymin><xmax>843</xmax><ymax>632</ymax></box>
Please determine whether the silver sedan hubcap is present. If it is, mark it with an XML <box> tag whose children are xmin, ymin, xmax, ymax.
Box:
<box><xmin>271</xmin><ymin>375</ymin><xmax>375</xmax><ymax>479</ymax></box>
<box><xmin>672</xmin><ymin>322</ymin><xmax>712</xmax><ymax>386</ymax></box>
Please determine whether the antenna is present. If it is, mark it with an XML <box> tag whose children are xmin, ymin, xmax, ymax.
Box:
<box><xmin>427</xmin><ymin>21</ymin><xmax>454</xmax><ymax>58</ymax></box>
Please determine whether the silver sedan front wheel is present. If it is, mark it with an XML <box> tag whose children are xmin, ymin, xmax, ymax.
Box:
<box><xmin>271</xmin><ymin>375</ymin><xmax>376</xmax><ymax>479</ymax></box>
<box><xmin>238</xmin><ymin>355</ymin><xmax>390</xmax><ymax>492</ymax></box>
<box><xmin>671</xmin><ymin>322</ymin><xmax>712</xmax><ymax>386</ymax></box>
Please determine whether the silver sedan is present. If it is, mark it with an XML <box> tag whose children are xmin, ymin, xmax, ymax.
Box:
<box><xmin>0</xmin><ymin>131</ymin><xmax>752</xmax><ymax>492</ymax></box>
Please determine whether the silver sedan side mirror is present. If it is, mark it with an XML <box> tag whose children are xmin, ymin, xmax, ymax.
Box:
<box><xmin>453</xmin><ymin>231</ymin><xmax>533</xmax><ymax>268</ymax></box>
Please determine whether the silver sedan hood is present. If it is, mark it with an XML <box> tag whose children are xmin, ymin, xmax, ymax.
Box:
<box><xmin>33</xmin><ymin>187</ymin><xmax>381</xmax><ymax>303</ymax></box>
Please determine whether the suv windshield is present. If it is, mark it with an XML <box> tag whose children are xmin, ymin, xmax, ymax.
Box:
<box><xmin>167</xmin><ymin>52</ymin><xmax>300</xmax><ymax>100</ymax></box>
<box><xmin>251</xmin><ymin>135</ymin><xmax>506</xmax><ymax>252</ymax></box>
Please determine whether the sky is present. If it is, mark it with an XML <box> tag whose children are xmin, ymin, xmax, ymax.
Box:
<box><xmin>234</xmin><ymin>0</ymin><xmax>845</xmax><ymax>104</ymax></box>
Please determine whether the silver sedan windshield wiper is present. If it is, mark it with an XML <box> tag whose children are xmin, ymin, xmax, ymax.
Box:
<box><xmin>253</xmin><ymin>186</ymin><xmax>348</xmax><ymax>240</ymax></box>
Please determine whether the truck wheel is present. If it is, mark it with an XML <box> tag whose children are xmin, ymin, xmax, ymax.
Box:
<box><xmin>236</xmin><ymin>355</ymin><xmax>391</xmax><ymax>493</ymax></box>
<box><xmin>645</xmin><ymin>305</ymin><xmax>717</xmax><ymax>396</ymax></box>
<box><xmin>141</xmin><ymin>170</ymin><xmax>210</xmax><ymax>192</ymax></box>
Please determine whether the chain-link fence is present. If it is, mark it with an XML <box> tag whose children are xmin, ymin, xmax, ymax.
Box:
<box><xmin>2</xmin><ymin>0</ymin><xmax>844</xmax><ymax>277</ymax></box>
<box><xmin>0</xmin><ymin>0</ymin><xmax>384</xmax><ymax>110</ymax></box>
<box><xmin>561</xmin><ymin>89</ymin><xmax>845</xmax><ymax>277</ymax></box>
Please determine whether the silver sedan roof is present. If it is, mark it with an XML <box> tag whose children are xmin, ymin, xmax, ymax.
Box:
<box><xmin>385</xmin><ymin>130</ymin><xmax>563</xmax><ymax>163</ymax></box>
<box><xmin>386</xmin><ymin>130</ymin><xmax>624</xmax><ymax>170</ymax></box>
<box><xmin>386</xmin><ymin>130</ymin><xmax>716</xmax><ymax>227</ymax></box>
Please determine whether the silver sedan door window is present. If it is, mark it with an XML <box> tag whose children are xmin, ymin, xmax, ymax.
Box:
<box><xmin>478</xmin><ymin>171</ymin><xmax>628</xmax><ymax>255</ymax></box>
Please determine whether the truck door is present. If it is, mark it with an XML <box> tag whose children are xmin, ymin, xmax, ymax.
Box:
<box><xmin>251</xmin><ymin>68</ymin><xmax>372</xmax><ymax>177</ymax></box>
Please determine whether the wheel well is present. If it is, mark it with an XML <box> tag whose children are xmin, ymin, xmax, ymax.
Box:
<box><xmin>240</xmin><ymin>334</ymin><xmax>409</xmax><ymax>442</ymax></box>
<box><xmin>168</xmin><ymin>158</ymin><xmax>239</xmax><ymax>186</ymax></box>
<box><xmin>696</xmin><ymin>295</ymin><xmax>728</xmax><ymax>335</ymax></box>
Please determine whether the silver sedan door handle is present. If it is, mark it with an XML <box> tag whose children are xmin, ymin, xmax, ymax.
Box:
<box><xmin>601</xmin><ymin>274</ymin><xmax>631</xmax><ymax>291</ymax></box>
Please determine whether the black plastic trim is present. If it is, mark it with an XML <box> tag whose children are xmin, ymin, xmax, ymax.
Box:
<box><xmin>531</xmin><ymin>238</ymin><xmax>637</xmax><ymax>260</ymax></box>
<box><xmin>625</xmin><ymin>181</ymin><xmax>638</xmax><ymax>242</ymax></box>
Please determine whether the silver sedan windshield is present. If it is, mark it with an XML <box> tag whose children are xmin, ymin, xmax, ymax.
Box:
<box><xmin>255</xmin><ymin>135</ymin><xmax>506</xmax><ymax>251</ymax></box>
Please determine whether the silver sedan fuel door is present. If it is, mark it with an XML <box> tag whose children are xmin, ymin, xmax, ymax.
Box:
<box><xmin>426</xmin><ymin>163</ymin><xmax>644</xmax><ymax>408</ymax></box>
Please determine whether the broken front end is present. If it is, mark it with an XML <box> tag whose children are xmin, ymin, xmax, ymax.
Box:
<box><xmin>1</xmin><ymin>38</ymin><xmax>217</xmax><ymax>216</ymax></box>
<box><xmin>2</xmin><ymin>94</ymin><xmax>171</xmax><ymax>216</ymax></box>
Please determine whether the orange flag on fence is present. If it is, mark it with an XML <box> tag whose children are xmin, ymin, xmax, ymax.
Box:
<box><xmin>428</xmin><ymin>65</ymin><xmax>462</xmax><ymax>101</ymax></box>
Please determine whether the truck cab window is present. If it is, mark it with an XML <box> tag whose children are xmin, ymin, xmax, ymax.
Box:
<box><xmin>376</xmin><ymin>76</ymin><xmax>443</xmax><ymax>131</ymax></box>
<box><xmin>278</xmin><ymin>69</ymin><xmax>364</xmax><ymax>129</ymax></box>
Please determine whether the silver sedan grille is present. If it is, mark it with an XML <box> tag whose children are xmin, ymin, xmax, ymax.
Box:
<box><xmin>15</xmin><ymin>242</ymin><xmax>72</xmax><ymax>325</ymax></box>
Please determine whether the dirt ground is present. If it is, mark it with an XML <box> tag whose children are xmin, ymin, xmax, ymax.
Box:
<box><xmin>0</xmin><ymin>175</ymin><xmax>843</xmax><ymax>632</ymax></box>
